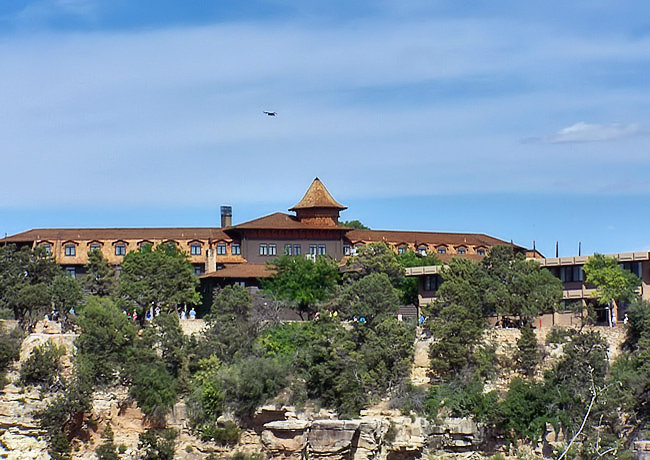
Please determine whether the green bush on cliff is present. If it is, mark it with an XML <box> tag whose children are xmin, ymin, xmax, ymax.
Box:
<box><xmin>19</xmin><ymin>341</ymin><xmax>66</xmax><ymax>391</ymax></box>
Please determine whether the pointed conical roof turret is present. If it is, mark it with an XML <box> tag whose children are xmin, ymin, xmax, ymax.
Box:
<box><xmin>289</xmin><ymin>178</ymin><xmax>347</xmax><ymax>211</ymax></box>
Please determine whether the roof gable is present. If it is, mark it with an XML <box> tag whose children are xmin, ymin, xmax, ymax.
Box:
<box><xmin>228</xmin><ymin>212</ymin><xmax>350</xmax><ymax>231</ymax></box>
<box><xmin>289</xmin><ymin>178</ymin><xmax>347</xmax><ymax>211</ymax></box>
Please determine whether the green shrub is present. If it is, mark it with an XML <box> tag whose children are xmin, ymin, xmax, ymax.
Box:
<box><xmin>425</xmin><ymin>379</ymin><xmax>498</xmax><ymax>424</ymax></box>
<box><xmin>384</xmin><ymin>421</ymin><xmax>398</xmax><ymax>444</ymax></box>
<box><xmin>200</xmin><ymin>421</ymin><xmax>241</xmax><ymax>445</ymax></box>
<box><xmin>258</xmin><ymin>322</ymin><xmax>313</xmax><ymax>358</ymax></box>
<box><xmin>389</xmin><ymin>381</ymin><xmax>427</xmax><ymax>415</ymax></box>
<box><xmin>35</xmin><ymin>376</ymin><xmax>92</xmax><ymax>460</ymax></box>
<box><xmin>187</xmin><ymin>356</ymin><xmax>225</xmax><ymax>429</ymax></box>
<box><xmin>545</xmin><ymin>326</ymin><xmax>576</xmax><ymax>345</ymax></box>
<box><xmin>138</xmin><ymin>428</ymin><xmax>177</xmax><ymax>460</ymax></box>
<box><xmin>75</xmin><ymin>297</ymin><xmax>137</xmax><ymax>385</ymax></box>
<box><xmin>220</xmin><ymin>356</ymin><xmax>289</xmax><ymax>417</ymax></box>
<box><xmin>0</xmin><ymin>326</ymin><xmax>23</xmax><ymax>390</ymax></box>
<box><xmin>230</xmin><ymin>452</ymin><xmax>264</xmax><ymax>460</ymax></box>
<box><xmin>19</xmin><ymin>342</ymin><xmax>65</xmax><ymax>390</ymax></box>
<box><xmin>496</xmin><ymin>377</ymin><xmax>552</xmax><ymax>444</ymax></box>
<box><xmin>129</xmin><ymin>361</ymin><xmax>177</xmax><ymax>422</ymax></box>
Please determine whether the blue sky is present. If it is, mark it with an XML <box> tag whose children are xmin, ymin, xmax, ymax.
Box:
<box><xmin>1</xmin><ymin>1</ymin><xmax>649</xmax><ymax>257</ymax></box>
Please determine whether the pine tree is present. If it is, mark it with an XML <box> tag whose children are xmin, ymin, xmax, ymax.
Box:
<box><xmin>515</xmin><ymin>324</ymin><xmax>541</xmax><ymax>378</ymax></box>
<box><xmin>95</xmin><ymin>423</ymin><xmax>119</xmax><ymax>460</ymax></box>
<box><xmin>84</xmin><ymin>250</ymin><xmax>116</xmax><ymax>297</ymax></box>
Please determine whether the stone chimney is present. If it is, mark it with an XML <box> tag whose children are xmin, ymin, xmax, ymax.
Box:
<box><xmin>220</xmin><ymin>206</ymin><xmax>232</xmax><ymax>228</ymax></box>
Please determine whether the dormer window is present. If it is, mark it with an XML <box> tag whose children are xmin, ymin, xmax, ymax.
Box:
<box><xmin>41</xmin><ymin>243</ymin><xmax>51</xmax><ymax>255</ymax></box>
<box><xmin>417</xmin><ymin>246</ymin><xmax>427</xmax><ymax>256</ymax></box>
<box><xmin>115</xmin><ymin>243</ymin><xmax>127</xmax><ymax>256</ymax></box>
<box><xmin>64</xmin><ymin>244</ymin><xmax>76</xmax><ymax>257</ymax></box>
<box><xmin>477</xmin><ymin>248</ymin><xmax>486</xmax><ymax>256</ymax></box>
<box><xmin>192</xmin><ymin>244</ymin><xmax>203</xmax><ymax>256</ymax></box>
<box><xmin>398</xmin><ymin>246</ymin><xmax>407</xmax><ymax>255</ymax></box>
<box><xmin>216</xmin><ymin>243</ymin><xmax>225</xmax><ymax>255</ymax></box>
<box><xmin>232</xmin><ymin>243</ymin><xmax>241</xmax><ymax>255</ymax></box>
<box><xmin>89</xmin><ymin>244</ymin><xmax>101</xmax><ymax>252</ymax></box>
<box><xmin>458</xmin><ymin>248</ymin><xmax>467</xmax><ymax>255</ymax></box>
<box><xmin>138</xmin><ymin>241</ymin><xmax>153</xmax><ymax>252</ymax></box>
<box><xmin>437</xmin><ymin>247</ymin><xmax>447</xmax><ymax>255</ymax></box>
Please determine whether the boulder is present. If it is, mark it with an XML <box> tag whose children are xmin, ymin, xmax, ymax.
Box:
<box><xmin>261</xmin><ymin>419</ymin><xmax>311</xmax><ymax>456</ymax></box>
<box><xmin>309</xmin><ymin>420</ymin><xmax>360</xmax><ymax>457</ymax></box>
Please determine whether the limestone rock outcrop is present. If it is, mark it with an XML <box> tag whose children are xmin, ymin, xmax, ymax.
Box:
<box><xmin>259</xmin><ymin>407</ymin><xmax>484</xmax><ymax>460</ymax></box>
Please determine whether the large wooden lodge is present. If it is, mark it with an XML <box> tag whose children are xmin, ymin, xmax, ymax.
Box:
<box><xmin>1</xmin><ymin>178</ymin><xmax>522</xmax><ymax>288</ymax></box>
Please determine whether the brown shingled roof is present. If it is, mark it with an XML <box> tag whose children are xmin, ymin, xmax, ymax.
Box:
<box><xmin>346</xmin><ymin>229</ymin><xmax>518</xmax><ymax>249</ymax></box>
<box><xmin>1</xmin><ymin>228</ymin><xmax>229</xmax><ymax>243</ymax></box>
<box><xmin>289</xmin><ymin>178</ymin><xmax>347</xmax><ymax>211</ymax></box>
<box><xmin>228</xmin><ymin>212</ymin><xmax>350</xmax><ymax>231</ymax></box>
<box><xmin>200</xmin><ymin>263</ymin><xmax>274</xmax><ymax>279</ymax></box>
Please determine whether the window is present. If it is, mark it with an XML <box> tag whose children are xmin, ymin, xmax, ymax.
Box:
<box><xmin>294</xmin><ymin>244</ymin><xmax>301</xmax><ymax>255</ymax></box>
<box><xmin>269</xmin><ymin>244</ymin><xmax>277</xmax><ymax>256</ymax></box>
<box><xmin>115</xmin><ymin>244</ymin><xmax>126</xmax><ymax>256</ymax></box>
<box><xmin>89</xmin><ymin>244</ymin><xmax>101</xmax><ymax>252</ymax></box>
<box><xmin>42</xmin><ymin>244</ymin><xmax>51</xmax><ymax>255</ymax></box>
<box><xmin>284</xmin><ymin>244</ymin><xmax>292</xmax><ymax>256</ymax></box>
<box><xmin>398</xmin><ymin>246</ymin><xmax>406</xmax><ymax>255</ymax></box>
<box><xmin>424</xmin><ymin>274</ymin><xmax>441</xmax><ymax>292</ymax></box>
<box><xmin>437</xmin><ymin>247</ymin><xmax>447</xmax><ymax>255</ymax></box>
<box><xmin>343</xmin><ymin>244</ymin><xmax>350</xmax><ymax>256</ymax></box>
<box><xmin>309</xmin><ymin>244</ymin><xmax>317</xmax><ymax>255</ymax></box>
<box><xmin>65</xmin><ymin>267</ymin><xmax>76</xmax><ymax>278</ymax></box>
<box><xmin>191</xmin><ymin>244</ymin><xmax>202</xmax><ymax>255</ymax></box>
<box><xmin>65</xmin><ymin>244</ymin><xmax>76</xmax><ymax>257</ymax></box>
<box><xmin>232</xmin><ymin>243</ymin><xmax>241</xmax><ymax>255</ymax></box>
<box><xmin>217</xmin><ymin>244</ymin><xmax>226</xmax><ymax>255</ymax></box>
<box><xmin>559</xmin><ymin>266</ymin><xmax>582</xmax><ymax>282</ymax></box>
<box><xmin>259</xmin><ymin>244</ymin><xmax>268</xmax><ymax>256</ymax></box>
<box><xmin>418</xmin><ymin>246</ymin><xmax>427</xmax><ymax>256</ymax></box>
<box><xmin>457</xmin><ymin>248</ymin><xmax>467</xmax><ymax>255</ymax></box>
<box><xmin>477</xmin><ymin>249</ymin><xmax>486</xmax><ymax>256</ymax></box>
<box><xmin>194</xmin><ymin>266</ymin><xmax>203</xmax><ymax>276</ymax></box>
<box><xmin>235</xmin><ymin>281</ymin><xmax>245</xmax><ymax>287</ymax></box>
<box><xmin>318</xmin><ymin>244</ymin><xmax>326</xmax><ymax>255</ymax></box>
<box><xmin>621</xmin><ymin>261</ymin><xmax>642</xmax><ymax>278</ymax></box>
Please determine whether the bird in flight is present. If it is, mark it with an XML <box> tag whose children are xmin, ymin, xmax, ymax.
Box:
<box><xmin>263</xmin><ymin>111</ymin><xmax>277</xmax><ymax>117</ymax></box>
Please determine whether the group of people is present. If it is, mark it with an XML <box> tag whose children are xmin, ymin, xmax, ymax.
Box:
<box><xmin>44</xmin><ymin>307</ymin><xmax>75</xmax><ymax>323</ymax></box>
<box><xmin>122</xmin><ymin>306</ymin><xmax>197</xmax><ymax>322</ymax></box>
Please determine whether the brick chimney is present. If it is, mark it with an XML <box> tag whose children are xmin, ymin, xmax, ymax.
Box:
<box><xmin>220</xmin><ymin>206</ymin><xmax>232</xmax><ymax>228</ymax></box>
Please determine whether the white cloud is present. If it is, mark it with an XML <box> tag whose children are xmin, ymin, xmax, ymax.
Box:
<box><xmin>543</xmin><ymin>122</ymin><xmax>644</xmax><ymax>143</ymax></box>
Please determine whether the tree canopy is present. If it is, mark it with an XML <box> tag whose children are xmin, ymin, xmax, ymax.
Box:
<box><xmin>428</xmin><ymin>246</ymin><xmax>562</xmax><ymax>379</ymax></box>
<box><xmin>583</xmin><ymin>253</ymin><xmax>641</xmax><ymax>308</ymax></box>
<box><xmin>84</xmin><ymin>249</ymin><xmax>116</xmax><ymax>297</ymax></box>
<box><xmin>262</xmin><ymin>255</ymin><xmax>340</xmax><ymax>319</ymax></box>
<box><xmin>118</xmin><ymin>243</ymin><xmax>200</xmax><ymax>317</ymax></box>
<box><xmin>340</xmin><ymin>219</ymin><xmax>370</xmax><ymax>230</ymax></box>
<box><xmin>345</xmin><ymin>242</ymin><xmax>404</xmax><ymax>284</ymax></box>
<box><xmin>0</xmin><ymin>244</ymin><xmax>60</xmax><ymax>328</ymax></box>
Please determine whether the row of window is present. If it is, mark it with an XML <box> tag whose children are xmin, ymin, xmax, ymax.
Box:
<box><xmin>62</xmin><ymin>243</ymin><xmax>128</xmax><ymax>257</ymax></box>
<box><xmin>210</xmin><ymin>243</ymin><xmax>241</xmax><ymax>256</ymax></box>
<box><xmin>56</xmin><ymin>241</ymin><xmax>242</xmax><ymax>258</ymax></box>
<box><xmin>550</xmin><ymin>262</ymin><xmax>643</xmax><ymax>283</ymax></box>
<box><xmin>343</xmin><ymin>244</ymin><xmax>484</xmax><ymax>257</ymax></box>
<box><xmin>258</xmin><ymin>243</ymin><xmax>327</xmax><ymax>257</ymax></box>
<box><xmin>65</xmin><ymin>264</ymin><xmax>205</xmax><ymax>278</ymax></box>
